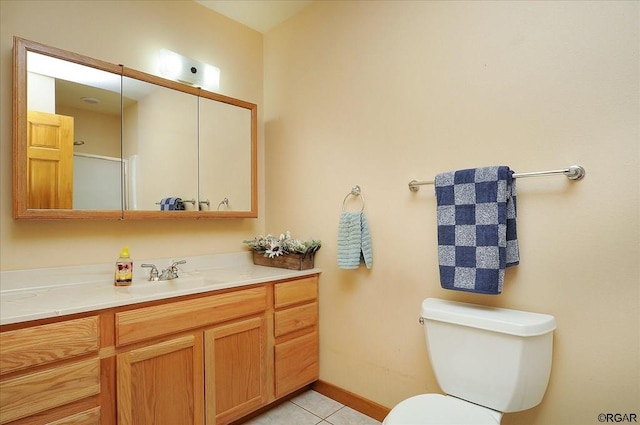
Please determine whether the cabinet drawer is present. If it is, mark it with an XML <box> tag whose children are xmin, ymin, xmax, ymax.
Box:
<box><xmin>274</xmin><ymin>302</ymin><xmax>318</xmax><ymax>337</ymax></box>
<box><xmin>274</xmin><ymin>277</ymin><xmax>318</xmax><ymax>309</ymax></box>
<box><xmin>0</xmin><ymin>358</ymin><xmax>100</xmax><ymax>424</ymax></box>
<box><xmin>0</xmin><ymin>316</ymin><xmax>99</xmax><ymax>375</ymax></box>
<box><xmin>116</xmin><ymin>286</ymin><xmax>267</xmax><ymax>346</ymax></box>
<box><xmin>48</xmin><ymin>407</ymin><xmax>101</xmax><ymax>425</ymax></box>
<box><xmin>274</xmin><ymin>331</ymin><xmax>319</xmax><ymax>397</ymax></box>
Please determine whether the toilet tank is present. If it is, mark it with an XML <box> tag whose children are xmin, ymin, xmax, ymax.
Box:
<box><xmin>421</xmin><ymin>298</ymin><xmax>556</xmax><ymax>413</ymax></box>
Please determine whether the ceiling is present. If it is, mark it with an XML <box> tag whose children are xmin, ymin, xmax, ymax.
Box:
<box><xmin>195</xmin><ymin>0</ymin><xmax>314</xmax><ymax>33</ymax></box>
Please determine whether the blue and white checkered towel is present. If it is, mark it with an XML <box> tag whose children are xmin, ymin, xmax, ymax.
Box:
<box><xmin>434</xmin><ymin>166</ymin><xmax>519</xmax><ymax>294</ymax></box>
<box><xmin>160</xmin><ymin>197</ymin><xmax>185</xmax><ymax>211</ymax></box>
<box><xmin>337</xmin><ymin>211</ymin><xmax>373</xmax><ymax>269</ymax></box>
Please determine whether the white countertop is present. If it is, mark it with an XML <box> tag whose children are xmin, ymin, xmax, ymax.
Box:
<box><xmin>0</xmin><ymin>252</ymin><xmax>321</xmax><ymax>326</ymax></box>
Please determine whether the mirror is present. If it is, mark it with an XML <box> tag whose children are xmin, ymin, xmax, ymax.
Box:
<box><xmin>199</xmin><ymin>94</ymin><xmax>254</xmax><ymax>213</ymax></box>
<box><xmin>13</xmin><ymin>37</ymin><xmax>257</xmax><ymax>219</ymax></box>
<box><xmin>121</xmin><ymin>74</ymin><xmax>198</xmax><ymax>212</ymax></box>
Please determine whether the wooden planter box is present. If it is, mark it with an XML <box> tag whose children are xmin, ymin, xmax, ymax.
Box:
<box><xmin>252</xmin><ymin>251</ymin><xmax>315</xmax><ymax>270</ymax></box>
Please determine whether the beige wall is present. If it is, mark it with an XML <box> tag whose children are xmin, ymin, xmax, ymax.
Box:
<box><xmin>264</xmin><ymin>1</ymin><xmax>639</xmax><ymax>424</ymax></box>
<box><xmin>0</xmin><ymin>0</ymin><xmax>265</xmax><ymax>269</ymax></box>
<box><xmin>1</xmin><ymin>1</ymin><xmax>638</xmax><ymax>424</ymax></box>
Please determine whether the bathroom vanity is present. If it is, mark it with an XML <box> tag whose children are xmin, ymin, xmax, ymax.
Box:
<box><xmin>0</xmin><ymin>253</ymin><xmax>320</xmax><ymax>425</ymax></box>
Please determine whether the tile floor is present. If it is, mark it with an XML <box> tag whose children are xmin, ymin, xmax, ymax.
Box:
<box><xmin>243</xmin><ymin>390</ymin><xmax>383</xmax><ymax>425</ymax></box>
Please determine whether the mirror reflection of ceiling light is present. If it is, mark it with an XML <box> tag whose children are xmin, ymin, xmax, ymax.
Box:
<box><xmin>158</xmin><ymin>49</ymin><xmax>220</xmax><ymax>91</ymax></box>
<box><xmin>81</xmin><ymin>96</ymin><xmax>100</xmax><ymax>104</ymax></box>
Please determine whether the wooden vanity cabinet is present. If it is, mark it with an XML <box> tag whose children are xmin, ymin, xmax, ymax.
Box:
<box><xmin>273</xmin><ymin>276</ymin><xmax>319</xmax><ymax>398</ymax></box>
<box><xmin>0</xmin><ymin>316</ymin><xmax>102</xmax><ymax>425</ymax></box>
<box><xmin>114</xmin><ymin>286</ymin><xmax>268</xmax><ymax>425</ymax></box>
<box><xmin>0</xmin><ymin>274</ymin><xmax>319</xmax><ymax>425</ymax></box>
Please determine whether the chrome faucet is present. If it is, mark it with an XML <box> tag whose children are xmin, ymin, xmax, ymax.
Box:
<box><xmin>141</xmin><ymin>264</ymin><xmax>160</xmax><ymax>281</ymax></box>
<box><xmin>141</xmin><ymin>260</ymin><xmax>186</xmax><ymax>281</ymax></box>
<box><xmin>159</xmin><ymin>260</ymin><xmax>186</xmax><ymax>281</ymax></box>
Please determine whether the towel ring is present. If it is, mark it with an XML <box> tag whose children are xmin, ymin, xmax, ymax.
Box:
<box><xmin>342</xmin><ymin>185</ymin><xmax>365</xmax><ymax>212</ymax></box>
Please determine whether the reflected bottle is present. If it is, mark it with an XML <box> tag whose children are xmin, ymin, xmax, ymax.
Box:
<box><xmin>114</xmin><ymin>247</ymin><xmax>133</xmax><ymax>286</ymax></box>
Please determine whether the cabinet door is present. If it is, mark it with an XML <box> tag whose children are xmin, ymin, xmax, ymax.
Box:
<box><xmin>199</xmin><ymin>96</ymin><xmax>253</xmax><ymax>212</ymax></box>
<box><xmin>275</xmin><ymin>331</ymin><xmax>319</xmax><ymax>398</ymax></box>
<box><xmin>205</xmin><ymin>316</ymin><xmax>267</xmax><ymax>425</ymax></box>
<box><xmin>117</xmin><ymin>334</ymin><xmax>204</xmax><ymax>425</ymax></box>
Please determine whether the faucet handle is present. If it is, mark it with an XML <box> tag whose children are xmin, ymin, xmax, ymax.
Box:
<box><xmin>170</xmin><ymin>260</ymin><xmax>187</xmax><ymax>268</ymax></box>
<box><xmin>160</xmin><ymin>260</ymin><xmax>186</xmax><ymax>280</ymax></box>
<box><xmin>141</xmin><ymin>264</ymin><xmax>159</xmax><ymax>281</ymax></box>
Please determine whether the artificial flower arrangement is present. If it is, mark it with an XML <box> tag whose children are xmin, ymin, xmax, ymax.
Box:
<box><xmin>243</xmin><ymin>231</ymin><xmax>321</xmax><ymax>259</ymax></box>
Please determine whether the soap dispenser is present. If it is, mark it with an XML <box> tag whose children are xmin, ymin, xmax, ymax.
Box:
<box><xmin>114</xmin><ymin>246</ymin><xmax>133</xmax><ymax>286</ymax></box>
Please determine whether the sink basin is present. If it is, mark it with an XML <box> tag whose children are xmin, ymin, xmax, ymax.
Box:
<box><xmin>120</xmin><ymin>275</ymin><xmax>227</xmax><ymax>296</ymax></box>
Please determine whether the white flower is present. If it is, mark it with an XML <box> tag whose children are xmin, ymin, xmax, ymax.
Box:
<box><xmin>266</xmin><ymin>241</ymin><xmax>283</xmax><ymax>258</ymax></box>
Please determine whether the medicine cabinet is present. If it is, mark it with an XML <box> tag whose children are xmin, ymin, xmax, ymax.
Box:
<box><xmin>12</xmin><ymin>37</ymin><xmax>257</xmax><ymax>219</ymax></box>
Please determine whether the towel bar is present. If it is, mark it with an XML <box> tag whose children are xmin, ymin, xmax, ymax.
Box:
<box><xmin>408</xmin><ymin>165</ymin><xmax>585</xmax><ymax>192</ymax></box>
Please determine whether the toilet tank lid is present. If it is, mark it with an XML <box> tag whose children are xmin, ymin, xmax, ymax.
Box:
<box><xmin>421</xmin><ymin>298</ymin><xmax>556</xmax><ymax>337</ymax></box>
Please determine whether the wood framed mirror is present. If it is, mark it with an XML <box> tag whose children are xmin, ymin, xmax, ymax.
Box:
<box><xmin>13</xmin><ymin>37</ymin><xmax>257</xmax><ymax>220</ymax></box>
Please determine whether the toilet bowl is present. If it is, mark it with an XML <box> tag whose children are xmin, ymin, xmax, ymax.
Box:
<box><xmin>383</xmin><ymin>394</ymin><xmax>502</xmax><ymax>425</ymax></box>
<box><xmin>383</xmin><ymin>298</ymin><xmax>556</xmax><ymax>425</ymax></box>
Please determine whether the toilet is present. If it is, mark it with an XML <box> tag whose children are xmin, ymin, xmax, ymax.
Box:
<box><xmin>384</xmin><ymin>298</ymin><xmax>556</xmax><ymax>425</ymax></box>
